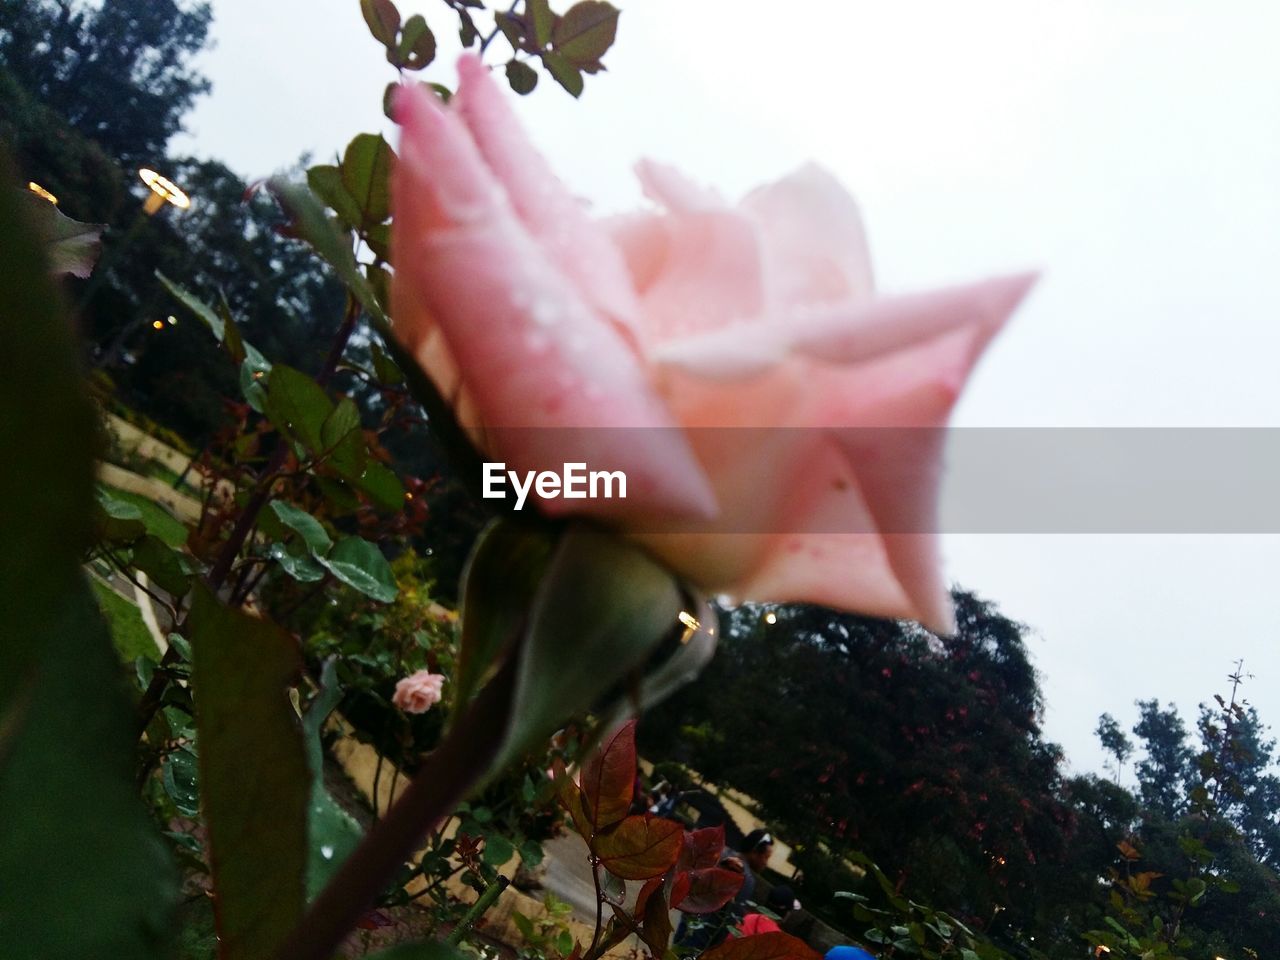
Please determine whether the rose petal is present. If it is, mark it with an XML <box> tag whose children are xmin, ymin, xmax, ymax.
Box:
<box><xmin>739</xmin><ymin>163</ymin><xmax>876</xmax><ymax>308</ymax></box>
<box><xmin>454</xmin><ymin>55</ymin><xmax>642</xmax><ymax>333</ymax></box>
<box><xmin>633</xmin><ymin>209</ymin><xmax>768</xmax><ymax>344</ymax></box>
<box><xmin>791</xmin><ymin>273</ymin><xmax>1037</xmax><ymax>366</ymax></box>
<box><xmin>635</xmin><ymin>159</ymin><xmax>724</xmax><ymax>213</ymax></box>
<box><xmin>392</xmin><ymin>83</ymin><xmax>716</xmax><ymax>522</ymax></box>
<box><xmin>605</xmin><ymin>212</ymin><xmax>671</xmax><ymax>297</ymax></box>
<box><xmin>648</xmin><ymin>273</ymin><xmax>1036</xmax><ymax>381</ymax></box>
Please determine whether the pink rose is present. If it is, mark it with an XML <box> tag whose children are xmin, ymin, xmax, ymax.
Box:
<box><xmin>390</xmin><ymin>56</ymin><xmax>1035</xmax><ymax>633</ymax></box>
<box><xmin>392</xmin><ymin>670</ymin><xmax>446</xmax><ymax>714</ymax></box>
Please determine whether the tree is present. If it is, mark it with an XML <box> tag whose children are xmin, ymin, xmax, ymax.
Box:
<box><xmin>0</xmin><ymin>0</ymin><xmax>212</xmax><ymax>168</ymax></box>
<box><xmin>1192</xmin><ymin>664</ymin><xmax>1280</xmax><ymax>868</ymax></box>
<box><xmin>1096</xmin><ymin>712</ymin><xmax>1134</xmax><ymax>785</ymax></box>
<box><xmin>1132</xmin><ymin>699</ymin><xmax>1194</xmax><ymax>820</ymax></box>
<box><xmin>641</xmin><ymin>591</ymin><xmax>1073</xmax><ymax>932</ymax></box>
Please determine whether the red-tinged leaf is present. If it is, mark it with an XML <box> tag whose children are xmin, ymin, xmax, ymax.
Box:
<box><xmin>596</xmin><ymin>815</ymin><xmax>683</xmax><ymax>880</ymax></box>
<box><xmin>640</xmin><ymin>876</ymin><xmax>673</xmax><ymax>954</ymax></box>
<box><xmin>675</xmin><ymin>867</ymin><xmax>743</xmax><ymax>914</ymax></box>
<box><xmin>580</xmin><ymin>719</ymin><xmax>637</xmax><ymax>835</ymax></box>
<box><xmin>670</xmin><ymin>870</ymin><xmax>692</xmax><ymax>909</ymax></box>
<box><xmin>700</xmin><ymin>931</ymin><xmax>823</xmax><ymax>960</ymax></box>
<box><xmin>553</xmin><ymin>758</ymin><xmax>593</xmax><ymax>841</ymax></box>
<box><xmin>357</xmin><ymin>909</ymin><xmax>396</xmax><ymax>930</ymax></box>
<box><xmin>634</xmin><ymin>876</ymin><xmax>664</xmax><ymax>917</ymax></box>
<box><xmin>680</xmin><ymin>825</ymin><xmax>726</xmax><ymax>871</ymax></box>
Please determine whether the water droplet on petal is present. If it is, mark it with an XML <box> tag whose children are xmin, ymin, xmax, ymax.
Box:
<box><xmin>320</xmin><ymin>845</ymin><xmax>334</xmax><ymax>860</ymax></box>
<box><xmin>531</xmin><ymin>300</ymin><xmax>558</xmax><ymax>327</ymax></box>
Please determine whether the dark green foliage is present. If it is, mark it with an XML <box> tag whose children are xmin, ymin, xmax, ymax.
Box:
<box><xmin>642</xmin><ymin>592</ymin><xmax>1072</xmax><ymax>930</ymax></box>
<box><xmin>1132</xmin><ymin>699</ymin><xmax>1195</xmax><ymax>819</ymax></box>
<box><xmin>0</xmin><ymin>154</ymin><xmax>177</xmax><ymax>960</ymax></box>
<box><xmin>0</xmin><ymin>0</ymin><xmax>212</xmax><ymax>167</ymax></box>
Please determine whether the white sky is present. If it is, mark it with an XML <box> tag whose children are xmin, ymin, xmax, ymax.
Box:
<box><xmin>173</xmin><ymin>0</ymin><xmax>1280</xmax><ymax>777</ymax></box>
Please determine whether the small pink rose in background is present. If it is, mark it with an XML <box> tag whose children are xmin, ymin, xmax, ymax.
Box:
<box><xmin>392</xmin><ymin>670</ymin><xmax>446</xmax><ymax>714</ymax></box>
<box><xmin>391</xmin><ymin>55</ymin><xmax>1037</xmax><ymax>634</ymax></box>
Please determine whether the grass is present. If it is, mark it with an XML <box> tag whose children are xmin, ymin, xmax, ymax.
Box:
<box><xmin>92</xmin><ymin>578</ymin><xmax>159</xmax><ymax>663</ymax></box>
<box><xmin>103</xmin><ymin>485</ymin><xmax>189</xmax><ymax>548</ymax></box>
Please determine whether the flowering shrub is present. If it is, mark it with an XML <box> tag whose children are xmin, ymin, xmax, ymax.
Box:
<box><xmin>391</xmin><ymin>57</ymin><xmax>1035</xmax><ymax>633</ymax></box>
<box><xmin>1</xmin><ymin>2</ymin><xmax>1040</xmax><ymax>959</ymax></box>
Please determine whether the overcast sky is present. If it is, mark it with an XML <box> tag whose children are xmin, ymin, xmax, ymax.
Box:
<box><xmin>172</xmin><ymin>0</ymin><xmax>1280</xmax><ymax>776</ymax></box>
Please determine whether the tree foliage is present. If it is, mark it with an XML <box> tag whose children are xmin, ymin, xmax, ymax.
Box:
<box><xmin>642</xmin><ymin>592</ymin><xmax>1073</xmax><ymax>930</ymax></box>
<box><xmin>0</xmin><ymin>0</ymin><xmax>212</xmax><ymax>167</ymax></box>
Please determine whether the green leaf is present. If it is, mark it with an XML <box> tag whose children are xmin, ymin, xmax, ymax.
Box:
<box><xmin>370</xmin><ymin>339</ymin><xmax>404</xmax><ymax>385</ymax></box>
<box><xmin>360</xmin><ymin>0</ymin><xmax>400</xmax><ymax>47</ymax></box>
<box><xmin>395</xmin><ymin>13</ymin><xmax>437</xmax><ymax>70</ymax></box>
<box><xmin>541</xmin><ymin>51</ymin><xmax>583</xmax><ymax>97</ymax></box>
<box><xmin>131</xmin><ymin>534</ymin><xmax>192</xmax><ymax>597</ymax></box>
<box><xmin>317</xmin><ymin>476</ymin><xmax>361</xmax><ymax>514</ymax></box>
<box><xmin>19</xmin><ymin>188</ymin><xmax>104</xmax><ymax>278</ymax></box>
<box><xmin>495</xmin><ymin>524</ymin><xmax>685</xmax><ymax>772</ymax></box>
<box><xmin>519</xmin><ymin>838</ymin><xmax>544</xmax><ymax>868</ymax></box>
<box><xmin>552</xmin><ymin>1</ymin><xmax>619</xmax><ymax>65</ymax></box>
<box><xmin>306</xmin><ymin>781</ymin><xmax>364</xmax><ymax>900</ymax></box>
<box><xmin>341</xmin><ymin>134</ymin><xmax>396</xmax><ymax>226</ymax></box>
<box><xmin>266</xmin><ymin>363</ymin><xmax>334</xmax><ymax>454</ymax></box>
<box><xmin>594</xmin><ymin>815</ymin><xmax>683</xmax><ymax>880</ymax></box>
<box><xmin>269</xmin><ymin>501</ymin><xmax>333</xmax><ymax>557</ymax></box>
<box><xmin>302</xmin><ymin>660</ymin><xmax>343</xmax><ymax>779</ymax></box>
<box><xmin>453</xmin><ymin>519</ymin><xmax>556</xmax><ymax>718</ymax></box>
<box><xmin>319</xmin><ymin>537</ymin><xmax>398</xmax><ymax>603</ymax></box>
<box><xmin>366</xmin><ymin>221</ymin><xmax>392</xmax><ymax>262</ymax></box>
<box><xmin>271</xmin><ymin>545</ymin><xmax>327</xmax><ymax>582</ymax></box>
<box><xmin>1186</xmin><ymin>876</ymin><xmax>1207</xmax><ymax>903</ymax></box>
<box><xmin>240</xmin><ymin>348</ymin><xmax>272</xmax><ymax>413</ymax></box>
<box><xmin>268</xmin><ymin>179</ymin><xmax>388</xmax><ymax>327</ymax></box>
<box><xmin>505</xmin><ymin>58</ymin><xmax>539</xmax><ymax>94</ymax></box>
<box><xmin>307</xmin><ymin>164</ymin><xmax>364</xmax><ymax>228</ymax></box>
<box><xmin>217</xmin><ymin>293</ymin><xmax>248</xmax><ymax>364</ymax></box>
<box><xmin>300</xmin><ymin>665</ymin><xmax>365</xmax><ymax>900</ymax></box>
<box><xmin>321</xmin><ymin>396</ymin><xmax>366</xmax><ymax>477</ymax></box>
<box><xmin>528</xmin><ymin>0</ymin><xmax>554</xmax><ymax>47</ymax></box>
<box><xmin>158</xmin><ymin>271</ymin><xmax>225</xmax><ymax>338</ymax></box>
<box><xmin>351</xmin><ymin>459</ymin><xmax>404</xmax><ymax>512</ymax></box>
<box><xmin>495</xmin><ymin>11</ymin><xmax>526</xmax><ymax>49</ymax></box>
<box><xmin>512</xmin><ymin>912</ymin><xmax>534</xmax><ymax>939</ymax></box>
<box><xmin>94</xmin><ymin>487</ymin><xmax>146</xmax><ymax>542</ymax></box>
<box><xmin>162</xmin><ymin>746</ymin><xmax>201</xmax><ymax>817</ymax></box>
<box><xmin>1</xmin><ymin>165</ymin><xmax>99</xmax><ymax>702</ymax></box>
<box><xmin>190</xmin><ymin>585</ymin><xmax>309</xmax><ymax>960</ymax></box>
<box><xmin>482</xmin><ymin>834</ymin><xmax>516</xmax><ymax>867</ymax></box>
<box><xmin>0</xmin><ymin>582</ymin><xmax>178</xmax><ymax>960</ymax></box>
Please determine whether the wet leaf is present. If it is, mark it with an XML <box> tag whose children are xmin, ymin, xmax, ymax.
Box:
<box><xmin>190</xmin><ymin>585</ymin><xmax>309</xmax><ymax>960</ymax></box>
<box><xmin>319</xmin><ymin>537</ymin><xmax>398</xmax><ymax>603</ymax></box>
<box><xmin>269</xmin><ymin>501</ymin><xmax>333</xmax><ymax>557</ymax></box>
<box><xmin>594</xmin><ymin>815</ymin><xmax>682</xmax><ymax>880</ymax></box>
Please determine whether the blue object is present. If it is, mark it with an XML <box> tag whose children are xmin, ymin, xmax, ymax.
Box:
<box><xmin>825</xmin><ymin>947</ymin><xmax>876</xmax><ymax>960</ymax></box>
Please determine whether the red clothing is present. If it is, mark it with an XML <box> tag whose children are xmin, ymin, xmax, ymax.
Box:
<box><xmin>737</xmin><ymin>914</ymin><xmax>782</xmax><ymax>937</ymax></box>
